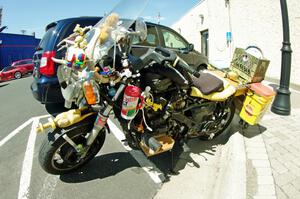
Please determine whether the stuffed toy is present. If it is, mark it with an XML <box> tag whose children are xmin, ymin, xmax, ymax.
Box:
<box><xmin>98</xmin><ymin>13</ymin><xmax>119</xmax><ymax>44</ymax></box>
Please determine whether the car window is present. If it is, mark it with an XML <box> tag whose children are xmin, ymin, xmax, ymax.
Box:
<box><xmin>39</xmin><ymin>26</ymin><xmax>56</xmax><ymax>50</ymax></box>
<box><xmin>55</xmin><ymin>19</ymin><xmax>99</xmax><ymax>58</ymax></box>
<box><xmin>11</xmin><ymin>60</ymin><xmax>31</xmax><ymax>66</ymax></box>
<box><xmin>11</xmin><ymin>62</ymin><xmax>18</xmax><ymax>66</ymax></box>
<box><xmin>58</xmin><ymin>19</ymin><xmax>99</xmax><ymax>45</ymax></box>
<box><xmin>24</xmin><ymin>60</ymin><xmax>33</xmax><ymax>64</ymax></box>
<box><xmin>2</xmin><ymin>67</ymin><xmax>14</xmax><ymax>72</ymax></box>
<box><xmin>16</xmin><ymin>61</ymin><xmax>25</xmax><ymax>65</ymax></box>
<box><xmin>132</xmin><ymin>25</ymin><xmax>158</xmax><ymax>47</ymax></box>
<box><xmin>161</xmin><ymin>28</ymin><xmax>187</xmax><ymax>49</ymax></box>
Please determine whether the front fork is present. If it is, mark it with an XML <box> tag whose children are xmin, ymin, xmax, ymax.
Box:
<box><xmin>81</xmin><ymin>83</ymin><xmax>126</xmax><ymax>157</ymax></box>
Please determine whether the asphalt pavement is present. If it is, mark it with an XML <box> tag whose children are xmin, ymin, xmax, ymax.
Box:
<box><xmin>0</xmin><ymin>76</ymin><xmax>236</xmax><ymax>199</ymax></box>
<box><xmin>0</xmin><ymin>77</ymin><xmax>158</xmax><ymax>199</ymax></box>
<box><xmin>4</xmin><ymin>76</ymin><xmax>296</xmax><ymax>199</ymax></box>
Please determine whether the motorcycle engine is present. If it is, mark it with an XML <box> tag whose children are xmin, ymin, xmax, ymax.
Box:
<box><xmin>187</xmin><ymin>103</ymin><xmax>216</xmax><ymax>137</ymax></box>
<box><xmin>144</xmin><ymin>90</ymin><xmax>188</xmax><ymax>136</ymax></box>
<box><xmin>143</xmin><ymin>72</ymin><xmax>172</xmax><ymax>93</ymax></box>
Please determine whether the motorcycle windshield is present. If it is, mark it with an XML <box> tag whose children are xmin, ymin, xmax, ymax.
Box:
<box><xmin>85</xmin><ymin>0</ymin><xmax>149</xmax><ymax>62</ymax></box>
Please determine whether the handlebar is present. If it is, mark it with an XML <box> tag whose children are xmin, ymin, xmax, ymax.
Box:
<box><xmin>175</xmin><ymin>57</ymin><xmax>200</xmax><ymax>78</ymax></box>
<box><xmin>134</xmin><ymin>46</ymin><xmax>200</xmax><ymax>78</ymax></box>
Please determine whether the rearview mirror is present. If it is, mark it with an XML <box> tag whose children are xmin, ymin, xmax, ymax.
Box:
<box><xmin>135</xmin><ymin>17</ymin><xmax>147</xmax><ymax>41</ymax></box>
<box><xmin>188</xmin><ymin>43</ymin><xmax>194</xmax><ymax>51</ymax></box>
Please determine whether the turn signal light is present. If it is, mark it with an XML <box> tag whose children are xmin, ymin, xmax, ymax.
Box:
<box><xmin>83</xmin><ymin>81</ymin><xmax>98</xmax><ymax>105</ymax></box>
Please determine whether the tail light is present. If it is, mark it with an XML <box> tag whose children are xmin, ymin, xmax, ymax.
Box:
<box><xmin>40</xmin><ymin>51</ymin><xmax>56</xmax><ymax>76</ymax></box>
<box><xmin>83</xmin><ymin>80</ymin><xmax>99</xmax><ymax>105</ymax></box>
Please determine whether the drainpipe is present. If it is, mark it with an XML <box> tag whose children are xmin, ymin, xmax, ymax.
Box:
<box><xmin>271</xmin><ymin>0</ymin><xmax>292</xmax><ymax>116</ymax></box>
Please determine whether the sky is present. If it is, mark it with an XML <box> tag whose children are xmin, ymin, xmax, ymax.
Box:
<box><xmin>0</xmin><ymin>0</ymin><xmax>200</xmax><ymax>38</ymax></box>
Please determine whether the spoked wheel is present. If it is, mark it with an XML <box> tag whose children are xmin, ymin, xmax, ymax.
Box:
<box><xmin>39</xmin><ymin>125</ymin><xmax>106</xmax><ymax>175</ymax></box>
<box><xmin>14</xmin><ymin>71</ymin><xmax>22</xmax><ymax>79</ymax></box>
<box><xmin>199</xmin><ymin>101</ymin><xmax>235</xmax><ymax>140</ymax></box>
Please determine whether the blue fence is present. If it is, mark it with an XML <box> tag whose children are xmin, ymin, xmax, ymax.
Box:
<box><xmin>0</xmin><ymin>33</ymin><xmax>40</xmax><ymax>69</ymax></box>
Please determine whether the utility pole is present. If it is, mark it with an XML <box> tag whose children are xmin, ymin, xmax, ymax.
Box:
<box><xmin>20</xmin><ymin>30</ymin><xmax>26</xmax><ymax>35</ymax></box>
<box><xmin>0</xmin><ymin>7</ymin><xmax>3</xmax><ymax>27</ymax></box>
<box><xmin>157</xmin><ymin>12</ymin><xmax>161</xmax><ymax>24</ymax></box>
<box><xmin>271</xmin><ymin>0</ymin><xmax>292</xmax><ymax>115</ymax></box>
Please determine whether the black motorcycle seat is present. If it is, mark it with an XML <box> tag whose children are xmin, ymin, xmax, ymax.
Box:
<box><xmin>191</xmin><ymin>71</ymin><xmax>224</xmax><ymax>95</ymax></box>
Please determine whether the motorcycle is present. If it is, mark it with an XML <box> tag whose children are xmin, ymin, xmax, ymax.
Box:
<box><xmin>36</xmin><ymin>0</ymin><xmax>274</xmax><ymax>175</ymax></box>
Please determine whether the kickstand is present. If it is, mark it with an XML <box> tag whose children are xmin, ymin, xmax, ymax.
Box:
<box><xmin>239</xmin><ymin>119</ymin><xmax>249</xmax><ymax>130</ymax></box>
<box><xmin>169</xmin><ymin>149</ymin><xmax>179</xmax><ymax>175</ymax></box>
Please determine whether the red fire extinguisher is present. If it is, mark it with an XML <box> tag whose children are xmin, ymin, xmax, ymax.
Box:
<box><xmin>121</xmin><ymin>85</ymin><xmax>144</xmax><ymax>120</ymax></box>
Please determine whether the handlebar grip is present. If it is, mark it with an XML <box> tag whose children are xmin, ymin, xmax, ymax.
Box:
<box><xmin>155</xmin><ymin>46</ymin><xmax>171</xmax><ymax>57</ymax></box>
<box><xmin>193</xmin><ymin>71</ymin><xmax>201</xmax><ymax>78</ymax></box>
<box><xmin>177</xmin><ymin>59</ymin><xmax>200</xmax><ymax>78</ymax></box>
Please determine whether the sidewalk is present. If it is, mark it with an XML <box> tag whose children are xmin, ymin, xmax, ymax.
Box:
<box><xmin>243</xmin><ymin>89</ymin><xmax>300</xmax><ymax>199</ymax></box>
<box><xmin>154</xmin><ymin>88</ymin><xmax>300</xmax><ymax>199</ymax></box>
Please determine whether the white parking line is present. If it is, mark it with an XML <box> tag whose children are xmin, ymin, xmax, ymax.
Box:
<box><xmin>107</xmin><ymin>119</ymin><xmax>165</xmax><ymax>184</ymax></box>
<box><xmin>0</xmin><ymin>115</ymin><xmax>50</xmax><ymax>148</ymax></box>
<box><xmin>17</xmin><ymin>118</ymin><xmax>39</xmax><ymax>199</ymax></box>
<box><xmin>0</xmin><ymin>118</ymin><xmax>33</xmax><ymax>148</ymax></box>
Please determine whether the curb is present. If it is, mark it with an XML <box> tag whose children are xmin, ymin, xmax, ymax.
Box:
<box><xmin>243</xmin><ymin>125</ymin><xmax>277</xmax><ymax>199</ymax></box>
<box><xmin>154</xmin><ymin>116</ymin><xmax>248</xmax><ymax>199</ymax></box>
<box><xmin>212</xmin><ymin>130</ymin><xmax>247</xmax><ymax>199</ymax></box>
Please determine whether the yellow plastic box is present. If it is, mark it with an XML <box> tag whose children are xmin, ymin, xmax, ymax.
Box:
<box><xmin>240</xmin><ymin>83</ymin><xmax>275</xmax><ymax>125</ymax></box>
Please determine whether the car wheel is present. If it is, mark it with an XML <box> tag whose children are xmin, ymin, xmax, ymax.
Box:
<box><xmin>14</xmin><ymin>71</ymin><xmax>22</xmax><ymax>79</ymax></box>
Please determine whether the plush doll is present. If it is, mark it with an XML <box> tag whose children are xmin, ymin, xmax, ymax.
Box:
<box><xmin>98</xmin><ymin>13</ymin><xmax>119</xmax><ymax>44</ymax></box>
<box><xmin>72</xmin><ymin>24</ymin><xmax>90</xmax><ymax>49</ymax></box>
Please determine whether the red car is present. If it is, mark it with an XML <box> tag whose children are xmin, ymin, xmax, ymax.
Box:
<box><xmin>0</xmin><ymin>59</ymin><xmax>34</xmax><ymax>82</ymax></box>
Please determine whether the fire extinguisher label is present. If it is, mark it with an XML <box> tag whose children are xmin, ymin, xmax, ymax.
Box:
<box><xmin>121</xmin><ymin>96</ymin><xmax>139</xmax><ymax>120</ymax></box>
<box><xmin>121</xmin><ymin>85</ymin><xmax>142</xmax><ymax>120</ymax></box>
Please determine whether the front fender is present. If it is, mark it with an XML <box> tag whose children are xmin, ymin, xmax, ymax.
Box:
<box><xmin>47</xmin><ymin>112</ymin><xmax>98</xmax><ymax>144</ymax></box>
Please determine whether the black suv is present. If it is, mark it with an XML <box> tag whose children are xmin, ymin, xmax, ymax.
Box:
<box><xmin>31</xmin><ymin>17</ymin><xmax>208</xmax><ymax>104</ymax></box>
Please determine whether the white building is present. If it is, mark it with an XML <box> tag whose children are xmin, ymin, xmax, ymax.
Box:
<box><xmin>172</xmin><ymin>0</ymin><xmax>300</xmax><ymax>86</ymax></box>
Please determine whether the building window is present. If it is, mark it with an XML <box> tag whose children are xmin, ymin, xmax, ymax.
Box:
<box><xmin>201</xmin><ymin>30</ymin><xmax>209</xmax><ymax>57</ymax></box>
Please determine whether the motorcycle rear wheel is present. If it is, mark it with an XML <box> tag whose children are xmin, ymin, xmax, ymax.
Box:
<box><xmin>198</xmin><ymin>101</ymin><xmax>235</xmax><ymax>140</ymax></box>
<box><xmin>39</xmin><ymin>125</ymin><xmax>106</xmax><ymax>175</ymax></box>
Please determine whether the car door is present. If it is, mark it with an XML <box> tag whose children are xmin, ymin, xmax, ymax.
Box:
<box><xmin>15</xmin><ymin>61</ymin><xmax>26</xmax><ymax>71</ymax></box>
<box><xmin>158</xmin><ymin>26</ymin><xmax>196</xmax><ymax>67</ymax></box>
<box><xmin>23</xmin><ymin>60</ymin><xmax>34</xmax><ymax>72</ymax></box>
<box><xmin>2</xmin><ymin>66</ymin><xmax>15</xmax><ymax>79</ymax></box>
<box><xmin>131</xmin><ymin>24</ymin><xmax>160</xmax><ymax>57</ymax></box>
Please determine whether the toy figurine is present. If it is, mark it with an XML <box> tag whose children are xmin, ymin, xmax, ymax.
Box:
<box><xmin>36</xmin><ymin>108</ymin><xmax>95</xmax><ymax>133</ymax></box>
<box><xmin>98</xmin><ymin>13</ymin><xmax>119</xmax><ymax>44</ymax></box>
<box><xmin>57</xmin><ymin>24</ymin><xmax>91</xmax><ymax>51</ymax></box>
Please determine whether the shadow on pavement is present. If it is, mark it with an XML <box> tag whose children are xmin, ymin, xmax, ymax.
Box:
<box><xmin>0</xmin><ymin>83</ymin><xmax>9</xmax><ymax>88</ymax></box>
<box><xmin>60</xmin><ymin>152</ymin><xmax>141</xmax><ymax>183</ymax></box>
<box><xmin>0</xmin><ymin>74</ymin><xmax>32</xmax><ymax>84</ymax></box>
<box><xmin>53</xmin><ymin>113</ymin><xmax>268</xmax><ymax>184</ymax></box>
<box><xmin>59</xmin><ymin>122</ymin><xmax>236</xmax><ymax>184</ymax></box>
<box><xmin>149</xmin><ymin>128</ymin><xmax>233</xmax><ymax>180</ymax></box>
<box><xmin>240</xmin><ymin>124</ymin><xmax>267</xmax><ymax>139</ymax></box>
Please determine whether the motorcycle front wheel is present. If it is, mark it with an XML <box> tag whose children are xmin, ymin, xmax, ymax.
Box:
<box><xmin>39</xmin><ymin>124</ymin><xmax>106</xmax><ymax>175</ymax></box>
